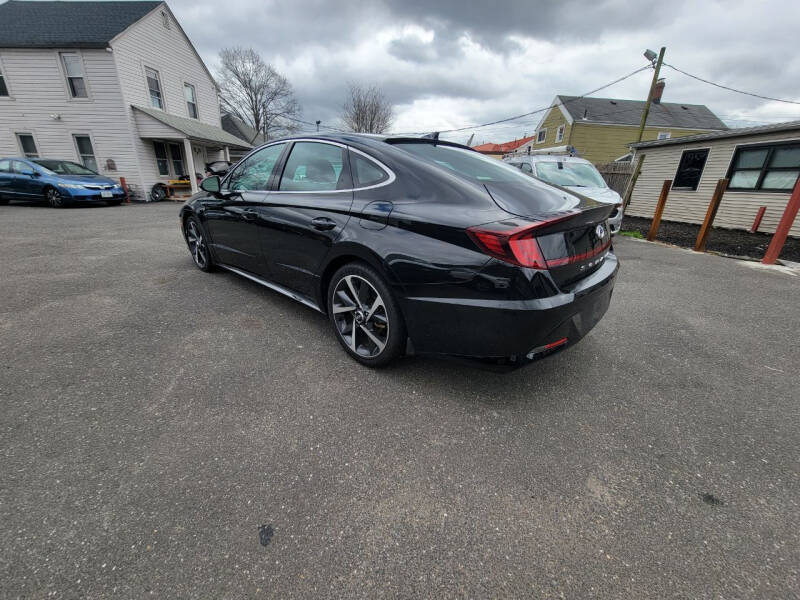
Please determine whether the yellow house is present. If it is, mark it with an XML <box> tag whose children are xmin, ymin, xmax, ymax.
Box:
<box><xmin>517</xmin><ymin>95</ymin><xmax>728</xmax><ymax>165</ymax></box>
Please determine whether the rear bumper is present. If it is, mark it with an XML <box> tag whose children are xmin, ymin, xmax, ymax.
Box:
<box><xmin>401</xmin><ymin>254</ymin><xmax>618</xmax><ymax>365</ymax></box>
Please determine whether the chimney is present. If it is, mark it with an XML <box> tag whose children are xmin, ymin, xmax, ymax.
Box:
<box><xmin>652</xmin><ymin>78</ymin><xmax>665</xmax><ymax>104</ymax></box>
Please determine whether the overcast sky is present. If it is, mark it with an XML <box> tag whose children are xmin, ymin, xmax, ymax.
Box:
<box><xmin>167</xmin><ymin>0</ymin><xmax>800</xmax><ymax>144</ymax></box>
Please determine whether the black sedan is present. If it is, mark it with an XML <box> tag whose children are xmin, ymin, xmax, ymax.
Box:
<box><xmin>180</xmin><ymin>134</ymin><xmax>618</xmax><ymax>368</ymax></box>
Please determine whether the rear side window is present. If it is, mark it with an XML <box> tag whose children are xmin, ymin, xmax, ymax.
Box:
<box><xmin>227</xmin><ymin>143</ymin><xmax>286</xmax><ymax>191</ymax></box>
<box><xmin>279</xmin><ymin>142</ymin><xmax>349</xmax><ymax>192</ymax></box>
<box><xmin>520</xmin><ymin>163</ymin><xmax>533</xmax><ymax>174</ymax></box>
<box><xmin>0</xmin><ymin>159</ymin><xmax>10</xmax><ymax>172</ymax></box>
<box><xmin>351</xmin><ymin>152</ymin><xmax>389</xmax><ymax>188</ymax></box>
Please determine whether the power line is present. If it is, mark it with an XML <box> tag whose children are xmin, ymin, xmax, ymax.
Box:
<box><xmin>390</xmin><ymin>64</ymin><xmax>653</xmax><ymax>136</ymax></box>
<box><xmin>664</xmin><ymin>63</ymin><xmax>800</xmax><ymax>106</ymax></box>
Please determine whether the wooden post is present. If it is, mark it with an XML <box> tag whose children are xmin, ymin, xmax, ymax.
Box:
<box><xmin>762</xmin><ymin>178</ymin><xmax>800</xmax><ymax>264</ymax></box>
<box><xmin>694</xmin><ymin>178</ymin><xmax>728</xmax><ymax>252</ymax></box>
<box><xmin>622</xmin><ymin>152</ymin><xmax>645</xmax><ymax>209</ymax></box>
<box><xmin>750</xmin><ymin>206</ymin><xmax>767</xmax><ymax>233</ymax></box>
<box><xmin>647</xmin><ymin>180</ymin><xmax>672</xmax><ymax>241</ymax></box>
<box><xmin>119</xmin><ymin>177</ymin><xmax>130</xmax><ymax>203</ymax></box>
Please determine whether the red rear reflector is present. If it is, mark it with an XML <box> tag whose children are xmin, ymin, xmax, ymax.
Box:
<box><xmin>544</xmin><ymin>337</ymin><xmax>568</xmax><ymax>350</ymax></box>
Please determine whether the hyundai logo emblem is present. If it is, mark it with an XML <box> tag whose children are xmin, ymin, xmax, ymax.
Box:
<box><xmin>595</xmin><ymin>224</ymin><xmax>606</xmax><ymax>238</ymax></box>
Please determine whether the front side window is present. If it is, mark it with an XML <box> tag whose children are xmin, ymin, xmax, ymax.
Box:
<box><xmin>12</xmin><ymin>160</ymin><xmax>35</xmax><ymax>176</ymax></box>
<box><xmin>520</xmin><ymin>162</ymin><xmax>533</xmax><ymax>174</ymax></box>
<box><xmin>673</xmin><ymin>148</ymin><xmax>710</xmax><ymax>190</ymax></box>
<box><xmin>0</xmin><ymin>65</ymin><xmax>8</xmax><ymax>97</ymax></box>
<box><xmin>536</xmin><ymin>129</ymin><xmax>547</xmax><ymax>144</ymax></box>
<box><xmin>555</xmin><ymin>125</ymin><xmax>565</xmax><ymax>143</ymax></box>
<box><xmin>145</xmin><ymin>67</ymin><xmax>163</xmax><ymax>109</ymax></box>
<box><xmin>153</xmin><ymin>142</ymin><xmax>169</xmax><ymax>175</ymax></box>
<box><xmin>61</xmin><ymin>53</ymin><xmax>87</xmax><ymax>98</ymax></box>
<box><xmin>278</xmin><ymin>142</ymin><xmax>348</xmax><ymax>192</ymax></box>
<box><xmin>169</xmin><ymin>144</ymin><xmax>184</xmax><ymax>176</ymax></box>
<box><xmin>16</xmin><ymin>133</ymin><xmax>38</xmax><ymax>158</ymax></box>
<box><xmin>534</xmin><ymin>161</ymin><xmax>607</xmax><ymax>188</ymax></box>
<box><xmin>227</xmin><ymin>143</ymin><xmax>287</xmax><ymax>191</ymax></box>
<box><xmin>350</xmin><ymin>153</ymin><xmax>388</xmax><ymax>188</ymax></box>
<box><xmin>184</xmin><ymin>83</ymin><xmax>198</xmax><ymax>118</ymax></box>
<box><xmin>73</xmin><ymin>135</ymin><xmax>98</xmax><ymax>172</ymax></box>
<box><xmin>728</xmin><ymin>143</ymin><xmax>800</xmax><ymax>191</ymax></box>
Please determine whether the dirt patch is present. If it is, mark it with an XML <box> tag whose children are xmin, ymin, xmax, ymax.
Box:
<box><xmin>621</xmin><ymin>216</ymin><xmax>800</xmax><ymax>263</ymax></box>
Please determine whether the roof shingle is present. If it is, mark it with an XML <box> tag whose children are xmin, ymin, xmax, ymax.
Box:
<box><xmin>0</xmin><ymin>0</ymin><xmax>162</xmax><ymax>48</ymax></box>
<box><xmin>556</xmin><ymin>95</ymin><xmax>728</xmax><ymax>131</ymax></box>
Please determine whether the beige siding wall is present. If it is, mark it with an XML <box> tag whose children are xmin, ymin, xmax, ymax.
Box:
<box><xmin>110</xmin><ymin>5</ymin><xmax>221</xmax><ymax>191</ymax></box>
<box><xmin>569</xmin><ymin>123</ymin><xmax>716</xmax><ymax>165</ymax></box>
<box><xmin>627</xmin><ymin>130</ymin><xmax>800</xmax><ymax>237</ymax></box>
<box><xmin>0</xmin><ymin>48</ymin><xmax>141</xmax><ymax>191</ymax></box>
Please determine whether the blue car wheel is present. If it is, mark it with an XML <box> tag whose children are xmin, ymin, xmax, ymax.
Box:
<box><xmin>45</xmin><ymin>187</ymin><xmax>66</xmax><ymax>208</ymax></box>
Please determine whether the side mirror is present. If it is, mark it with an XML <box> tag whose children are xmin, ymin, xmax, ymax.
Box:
<box><xmin>31</xmin><ymin>171</ymin><xmax>41</xmax><ymax>178</ymax></box>
<box><xmin>200</xmin><ymin>175</ymin><xmax>221</xmax><ymax>194</ymax></box>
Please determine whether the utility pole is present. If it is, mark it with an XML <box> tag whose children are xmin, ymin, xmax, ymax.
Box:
<box><xmin>623</xmin><ymin>46</ymin><xmax>666</xmax><ymax>208</ymax></box>
<box><xmin>635</xmin><ymin>46</ymin><xmax>666</xmax><ymax>144</ymax></box>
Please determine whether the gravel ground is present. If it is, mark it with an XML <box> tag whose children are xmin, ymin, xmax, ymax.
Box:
<box><xmin>1</xmin><ymin>202</ymin><xmax>799</xmax><ymax>599</ymax></box>
<box><xmin>622</xmin><ymin>215</ymin><xmax>800</xmax><ymax>262</ymax></box>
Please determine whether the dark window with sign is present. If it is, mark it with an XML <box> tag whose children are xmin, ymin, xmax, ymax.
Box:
<box><xmin>727</xmin><ymin>143</ymin><xmax>800</xmax><ymax>192</ymax></box>
<box><xmin>673</xmin><ymin>148</ymin><xmax>709</xmax><ymax>190</ymax></box>
<box><xmin>153</xmin><ymin>142</ymin><xmax>169</xmax><ymax>175</ymax></box>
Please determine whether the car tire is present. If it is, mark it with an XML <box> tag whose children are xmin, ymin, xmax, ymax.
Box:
<box><xmin>327</xmin><ymin>262</ymin><xmax>406</xmax><ymax>367</ymax></box>
<box><xmin>184</xmin><ymin>216</ymin><xmax>214</xmax><ymax>272</ymax></box>
<box><xmin>45</xmin><ymin>186</ymin><xmax>66</xmax><ymax>208</ymax></box>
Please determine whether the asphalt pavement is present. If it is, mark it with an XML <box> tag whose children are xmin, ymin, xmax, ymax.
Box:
<box><xmin>1</xmin><ymin>202</ymin><xmax>798</xmax><ymax>599</ymax></box>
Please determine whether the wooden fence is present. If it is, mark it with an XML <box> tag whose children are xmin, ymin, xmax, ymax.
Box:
<box><xmin>596</xmin><ymin>162</ymin><xmax>634</xmax><ymax>195</ymax></box>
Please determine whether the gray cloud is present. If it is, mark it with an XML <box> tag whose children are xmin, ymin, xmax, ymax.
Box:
<box><xmin>166</xmin><ymin>0</ymin><xmax>800</xmax><ymax>140</ymax></box>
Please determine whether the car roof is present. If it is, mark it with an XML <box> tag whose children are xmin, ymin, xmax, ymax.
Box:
<box><xmin>255</xmin><ymin>133</ymin><xmax>475</xmax><ymax>153</ymax></box>
<box><xmin>505</xmin><ymin>154</ymin><xmax>593</xmax><ymax>165</ymax></box>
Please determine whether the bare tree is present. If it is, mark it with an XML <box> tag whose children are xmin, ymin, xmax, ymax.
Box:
<box><xmin>217</xmin><ymin>47</ymin><xmax>301</xmax><ymax>141</ymax></box>
<box><xmin>341</xmin><ymin>83</ymin><xmax>394</xmax><ymax>134</ymax></box>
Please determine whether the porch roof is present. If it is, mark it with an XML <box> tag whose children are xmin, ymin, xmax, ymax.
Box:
<box><xmin>132</xmin><ymin>105</ymin><xmax>252</xmax><ymax>149</ymax></box>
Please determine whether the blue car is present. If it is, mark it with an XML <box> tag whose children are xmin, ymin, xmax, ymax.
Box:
<box><xmin>0</xmin><ymin>157</ymin><xmax>126</xmax><ymax>207</ymax></box>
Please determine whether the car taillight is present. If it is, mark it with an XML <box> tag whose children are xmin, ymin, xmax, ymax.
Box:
<box><xmin>467</xmin><ymin>223</ymin><xmax>548</xmax><ymax>269</ymax></box>
<box><xmin>467</xmin><ymin>213</ymin><xmax>577</xmax><ymax>269</ymax></box>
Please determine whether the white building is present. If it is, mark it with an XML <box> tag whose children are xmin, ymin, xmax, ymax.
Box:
<box><xmin>0</xmin><ymin>0</ymin><xmax>250</xmax><ymax>198</ymax></box>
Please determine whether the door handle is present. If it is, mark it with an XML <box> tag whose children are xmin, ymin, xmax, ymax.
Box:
<box><xmin>241</xmin><ymin>209</ymin><xmax>258</xmax><ymax>221</ymax></box>
<box><xmin>311</xmin><ymin>217</ymin><xmax>337</xmax><ymax>231</ymax></box>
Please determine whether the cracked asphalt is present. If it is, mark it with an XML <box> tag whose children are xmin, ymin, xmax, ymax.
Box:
<box><xmin>1</xmin><ymin>202</ymin><xmax>798</xmax><ymax>599</ymax></box>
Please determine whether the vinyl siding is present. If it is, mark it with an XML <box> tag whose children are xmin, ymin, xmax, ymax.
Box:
<box><xmin>533</xmin><ymin>108</ymin><xmax>571</xmax><ymax>148</ymax></box>
<box><xmin>0</xmin><ymin>48</ymin><xmax>141</xmax><ymax>191</ymax></box>
<box><xmin>110</xmin><ymin>5</ymin><xmax>221</xmax><ymax>190</ymax></box>
<box><xmin>569</xmin><ymin>123</ymin><xmax>717</xmax><ymax>165</ymax></box>
<box><xmin>627</xmin><ymin>130</ymin><xmax>800</xmax><ymax>237</ymax></box>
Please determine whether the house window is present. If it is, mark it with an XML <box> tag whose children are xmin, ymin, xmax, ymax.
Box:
<box><xmin>0</xmin><ymin>65</ymin><xmax>8</xmax><ymax>97</ymax></box>
<box><xmin>184</xmin><ymin>83</ymin><xmax>198</xmax><ymax>118</ymax></box>
<box><xmin>727</xmin><ymin>142</ymin><xmax>800</xmax><ymax>192</ymax></box>
<box><xmin>673</xmin><ymin>148</ymin><xmax>709</xmax><ymax>190</ymax></box>
<box><xmin>153</xmin><ymin>142</ymin><xmax>169</xmax><ymax>175</ymax></box>
<box><xmin>555</xmin><ymin>125</ymin><xmax>565</xmax><ymax>143</ymax></box>
<box><xmin>145</xmin><ymin>67</ymin><xmax>163</xmax><ymax>109</ymax></box>
<box><xmin>16</xmin><ymin>133</ymin><xmax>38</xmax><ymax>158</ymax></box>
<box><xmin>536</xmin><ymin>129</ymin><xmax>547</xmax><ymax>144</ymax></box>
<box><xmin>169</xmin><ymin>143</ymin><xmax>185</xmax><ymax>176</ymax></box>
<box><xmin>61</xmin><ymin>53</ymin><xmax>88</xmax><ymax>98</ymax></box>
<box><xmin>73</xmin><ymin>135</ymin><xmax>98</xmax><ymax>172</ymax></box>
<box><xmin>657</xmin><ymin>132</ymin><xmax>671</xmax><ymax>140</ymax></box>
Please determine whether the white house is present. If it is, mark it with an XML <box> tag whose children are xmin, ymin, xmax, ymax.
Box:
<box><xmin>0</xmin><ymin>0</ymin><xmax>250</xmax><ymax>198</ymax></box>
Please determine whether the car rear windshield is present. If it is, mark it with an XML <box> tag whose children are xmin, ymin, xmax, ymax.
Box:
<box><xmin>32</xmin><ymin>159</ymin><xmax>97</xmax><ymax>175</ymax></box>
<box><xmin>393</xmin><ymin>143</ymin><xmax>533</xmax><ymax>184</ymax></box>
<box><xmin>534</xmin><ymin>161</ymin><xmax>607</xmax><ymax>188</ymax></box>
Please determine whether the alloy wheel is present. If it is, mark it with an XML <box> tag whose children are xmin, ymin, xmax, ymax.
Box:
<box><xmin>47</xmin><ymin>188</ymin><xmax>63</xmax><ymax>208</ymax></box>
<box><xmin>332</xmin><ymin>274</ymin><xmax>389</xmax><ymax>358</ymax></box>
<box><xmin>185</xmin><ymin>220</ymin><xmax>209</xmax><ymax>269</ymax></box>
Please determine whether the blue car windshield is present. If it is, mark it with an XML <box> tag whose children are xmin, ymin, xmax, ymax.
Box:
<box><xmin>32</xmin><ymin>159</ymin><xmax>97</xmax><ymax>175</ymax></box>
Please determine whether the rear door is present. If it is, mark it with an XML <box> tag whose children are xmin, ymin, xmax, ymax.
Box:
<box><xmin>0</xmin><ymin>159</ymin><xmax>16</xmax><ymax>198</ymax></box>
<box><xmin>202</xmin><ymin>142</ymin><xmax>288</xmax><ymax>276</ymax></box>
<box><xmin>255</xmin><ymin>140</ymin><xmax>354</xmax><ymax>297</ymax></box>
